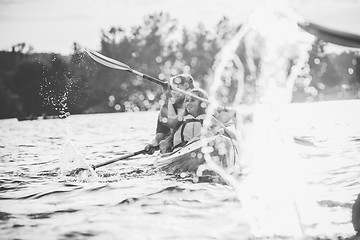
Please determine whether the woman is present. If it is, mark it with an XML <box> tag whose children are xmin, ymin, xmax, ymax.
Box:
<box><xmin>171</xmin><ymin>89</ymin><xmax>208</xmax><ymax>149</ymax></box>
<box><xmin>165</xmin><ymin>88</ymin><xmax>236</xmax><ymax>151</ymax></box>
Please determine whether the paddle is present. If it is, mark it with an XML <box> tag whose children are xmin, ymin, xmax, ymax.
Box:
<box><xmin>67</xmin><ymin>148</ymin><xmax>149</xmax><ymax>176</ymax></box>
<box><xmin>86</xmin><ymin>49</ymin><xmax>168</xmax><ymax>88</ymax></box>
<box><xmin>85</xmin><ymin>49</ymin><xmax>215</xmax><ymax>106</ymax></box>
<box><xmin>298</xmin><ymin>21</ymin><xmax>360</xmax><ymax>49</ymax></box>
<box><xmin>91</xmin><ymin>149</ymin><xmax>146</xmax><ymax>169</ymax></box>
<box><xmin>85</xmin><ymin>49</ymin><xmax>237</xmax><ymax>128</ymax></box>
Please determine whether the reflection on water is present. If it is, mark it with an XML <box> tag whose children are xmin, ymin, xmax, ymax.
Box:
<box><xmin>0</xmin><ymin>101</ymin><xmax>360</xmax><ymax>239</ymax></box>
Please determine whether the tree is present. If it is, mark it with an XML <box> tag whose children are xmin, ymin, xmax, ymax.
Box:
<box><xmin>11</xmin><ymin>60</ymin><xmax>45</xmax><ymax>116</ymax></box>
<box><xmin>87</xmin><ymin>12</ymin><xmax>178</xmax><ymax>112</ymax></box>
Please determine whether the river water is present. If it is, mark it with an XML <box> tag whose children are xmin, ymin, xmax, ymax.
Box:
<box><xmin>1</xmin><ymin>99</ymin><xmax>360</xmax><ymax>239</ymax></box>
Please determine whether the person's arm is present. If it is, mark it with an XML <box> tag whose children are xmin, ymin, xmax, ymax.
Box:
<box><xmin>210</xmin><ymin>116</ymin><xmax>237</xmax><ymax>140</ymax></box>
<box><xmin>213</xmin><ymin>107</ymin><xmax>237</xmax><ymax>127</ymax></box>
<box><xmin>158</xmin><ymin>93</ymin><xmax>179</xmax><ymax>128</ymax></box>
<box><xmin>144</xmin><ymin>133</ymin><xmax>165</xmax><ymax>155</ymax></box>
<box><xmin>164</xmin><ymin>81</ymin><xmax>185</xmax><ymax>129</ymax></box>
<box><xmin>166</xmin><ymin>99</ymin><xmax>182</xmax><ymax>129</ymax></box>
<box><xmin>144</xmin><ymin>114</ymin><xmax>170</xmax><ymax>155</ymax></box>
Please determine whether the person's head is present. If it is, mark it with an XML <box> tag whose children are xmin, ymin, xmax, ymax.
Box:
<box><xmin>185</xmin><ymin>89</ymin><xmax>208</xmax><ymax>117</ymax></box>
<box><xmin>169</xmin><ymin>74</ymin><xmax>195</xmax><ymax>105</ymax></box>
<box><xmin>170</xmin><ymin>74</ymin><xmax>195</xmax><ymax>91</ymax></box>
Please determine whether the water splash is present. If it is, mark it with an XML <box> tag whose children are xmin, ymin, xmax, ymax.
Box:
<box><xmin>59</xmin><ymin>92</ymin><xmax>70</xmax><ymax>119</ymax></box>
<box><xmin>57</xmin><ymin>90</ymin><xmax>97</xmax><ymax>180</ymax></box>
<box><xmin>201</xmin><ymin>2</ymin><xmax>320</xmax><ymax>238</ymax></box>
<box><xmin>60</xmin><ymin>140</ymin><xmax>97</xmax><ymax>180</ymax></box>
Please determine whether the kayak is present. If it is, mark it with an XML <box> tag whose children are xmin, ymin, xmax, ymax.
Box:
<box><xmin>155</xmin><ymin>135</ymin><xmax>240</xmax><ymax>175</ymax></box>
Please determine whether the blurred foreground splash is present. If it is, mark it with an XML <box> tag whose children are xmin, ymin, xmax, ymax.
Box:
<box><xmin>201</xmin><ymin>3</ymin><xmax>337</xmax><ymax>238</ymax></box>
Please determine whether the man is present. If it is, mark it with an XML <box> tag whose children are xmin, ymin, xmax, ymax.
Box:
<box><xmin>144</xmin><ymin>74</ymin><xmax>195</xmax><ymax>154</ymax></box>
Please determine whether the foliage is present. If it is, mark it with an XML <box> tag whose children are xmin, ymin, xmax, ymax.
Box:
<box><xmin>293</xmin><ymin>39</ymin><xmax>360</xmax><ymax>102</ymax></box>
<box><xmin>0</xmin><ymin>12</ymin><xmax>359</xmax><ymax>120</ymax></box>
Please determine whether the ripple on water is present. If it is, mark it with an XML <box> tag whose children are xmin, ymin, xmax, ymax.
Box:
<box><xmin>0</xmin><ymin>211</ymin><xmax>13</xmax><ymax>221</ymax></box>
<box><xmin>0</xmin><ymin>102</ymin><xmax>359</xmax><ymax>239</ymax></box>
<box><xmin>27</xmin><ymin>209</ymin><xmax>79</xmax><ymax>219</ymax></box>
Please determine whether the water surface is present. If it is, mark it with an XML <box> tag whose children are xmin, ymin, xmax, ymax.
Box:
<box><xmin>1</xmin><ymin>100</ymin><xmax>360</xmax><ymax>239</ymax></box>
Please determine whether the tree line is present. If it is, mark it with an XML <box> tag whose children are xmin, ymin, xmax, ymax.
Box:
<box><xmin>0</xmin><ymin>12</ymin><xmax>359</xmax><ymax>120</ymax></box>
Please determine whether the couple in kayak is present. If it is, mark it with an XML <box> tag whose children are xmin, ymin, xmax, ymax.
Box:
<box><xmin>145</xmin><ymin>74</ymin><xmax>236</xmax><ymax>155</ymax></box>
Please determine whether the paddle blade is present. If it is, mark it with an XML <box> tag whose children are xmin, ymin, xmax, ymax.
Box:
<box><xmin>60</xmin><ymin>141</ymin><xmax>97</xmax><ymax>179</ymax></box>
<box><xmin>85</xmin><ymin>49</ymin><xmax>131</xmax><ymax>71</ymax></box>
<box><xmin>299</xmin><ymin>22</ymin><xmax>360</xmax><ymax>49</ymax></box>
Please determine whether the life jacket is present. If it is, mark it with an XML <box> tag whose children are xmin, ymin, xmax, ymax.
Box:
<box><xmin>173</xmin><ymin>114</ymin><xmax>206</xmax><ymax>149</ymax></box>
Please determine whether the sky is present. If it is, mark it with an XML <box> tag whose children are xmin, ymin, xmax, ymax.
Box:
<box><xmin>0</xmin><ymin>0</ymin><xmax>360</xmax><ymax>55</ymax></box>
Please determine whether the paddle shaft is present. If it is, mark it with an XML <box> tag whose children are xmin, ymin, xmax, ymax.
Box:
<box><xmin>131</xmin><ymin>70</ymin><xmax>234</xmax><ymax>114</ymax></box>
<box><xmin>131</xmin><ymin>69</ymin><xmax>168</xmax><ymax>88</ymax></box>
<box><xmin>86</xmin><ymin>50</ymin><xmax>230</xmax><ymax>111</ymax></box>
<box><xmin>92</xmin><ymin>149</ymin><xmax>146</xmax><ymax>169</ymax></box>
<box><xmin>131</xmin><ymin>69</ymin><xmax>214</xmax><ymax>105</ymax></box>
